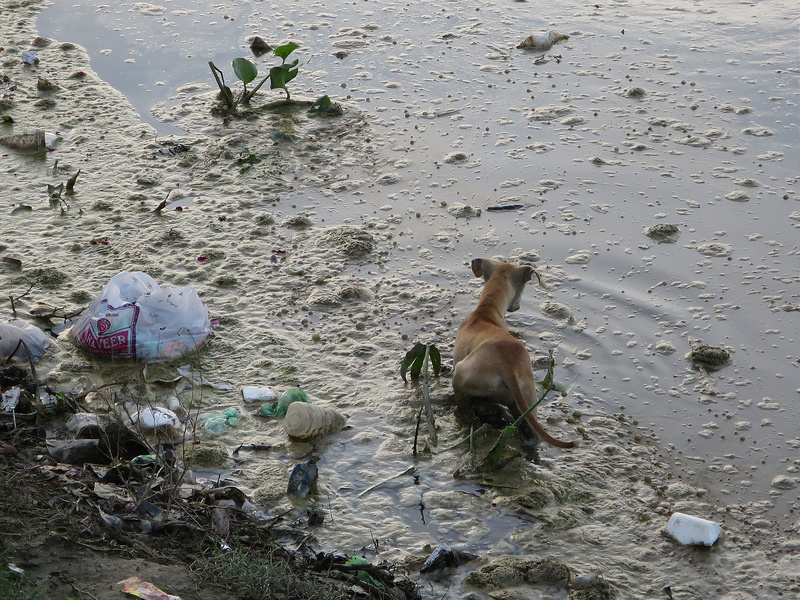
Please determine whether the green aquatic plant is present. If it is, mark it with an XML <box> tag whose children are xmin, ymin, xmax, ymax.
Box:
<box><xmin>237</xmin><ymin>147</ymin><xmax>260</xmax><ymax>173</ymax></box>
<box><xmin>484</xmin><ymin>349</ymin><xmax>565</xmax><ymax>463</ymax></box>
<box><xmin>208</xmin><ymin>43</ymin><xmax>301</xmax><ymax>110</ymax></box>
<box><xmin>402</xmin><ymin>342</ymin><xmax>441</xmax><ymax>449</ymax></box>
<box><xmin>269</xmin><ymin>42</ymin><xmax>300</xmax><ymax>100</ymax></box>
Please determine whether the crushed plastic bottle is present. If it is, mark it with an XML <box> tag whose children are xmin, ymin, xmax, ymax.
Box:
<box><xmin>287</xmin><ymin>457</ymin><xmax>319</xmax><ymax>496</ymax></box>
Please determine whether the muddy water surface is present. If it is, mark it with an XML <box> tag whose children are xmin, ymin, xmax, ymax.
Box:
<box><xmin>1</xmin><ymin>0</ymin><xmax>798</xmax><ymax>597</ymax></box>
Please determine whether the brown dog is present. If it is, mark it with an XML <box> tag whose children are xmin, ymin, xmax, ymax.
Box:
<box><xmin>453</xmin><ymin>258</ymin><xmax>576</xmax><ymax>449</ymax></box>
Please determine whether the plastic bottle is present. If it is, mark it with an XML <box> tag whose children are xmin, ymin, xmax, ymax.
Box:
<box><xmin>283</xmin><ymin>403</ymin><xmax>347</xmax><ymax>439</ymax></box>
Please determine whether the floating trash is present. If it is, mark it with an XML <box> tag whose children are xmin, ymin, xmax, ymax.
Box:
<box><xmin>130</xmin><ymin>407</ymin><xmax>181</xmax><ymax>432</ymax></box>
<box><xmin>283</xmin><ymin>402</ymin><xmax>347</xmax><ymax>439</ymax></box>
<box><xmin>687</xmin><ymin>344</ymin><xmax>731</xmax><ymax>370</ymax></box>
<box><xmin>287</xmin><ymin>457</ymin><xmax>319</xmax><ymax>496</ymax></box>
<box><xmin>0</xmin><ymin>319</ymin><xmax>50</xmax><ymax>361</ymax></box>
<box><xmin>249</xmin><ymin>35</ymin><xmax>271</xmax><ymax>56</ymax></box>
<box><xmin>69</xmin><ymin>272</ymin><xmax>211</xmax><ymax>361</ymax></box>
<box><xmin>21</xmin><ymin>51</ymin><xmax>39</xmax><ymax>65</ymax></box>
<box><xmin>420</xmin><ymin>544</ymin><xmax>477</xmax><ymax>573</ymax></box>
<box><xmin>666</xmin><ymin>512</ymin><xmax>721</xmax><ymax>546</ymax></box>
<box><xmin>116</xmin><ymin>576</ymin><xmax>182</xmax><ymax>600</ymax></box>
<box><xmin>258</xmin><ymin>387</ymin><xmax>310</xmax><ymax>417</ymax></box>
<box><xmin>66</xmin><ymin>413</ymin><xmax>102</xmax><ymax>439</ymax></box>
<box><xmin>643</xmin><ymin>223</ymin><xmax>681</xmax><ymax>243</ymax></box>
<box><xmin>242</xmin><ymin>385</ymin><xmax>276</xmax><ymax>403</ymax></box>
<box><xmin>203</xmin><ymin>408</ymin><xmax>241</xmax><ymax>436</ymax></box>
<box><xmin>0</xmin><ymin>130</ymin><xmax>59</xmax><ymax>152</ymax></box>
<box><xmin>516</xmin><ymin>31</ymin><xmax>569</xmax><ymax>51</ymax></box>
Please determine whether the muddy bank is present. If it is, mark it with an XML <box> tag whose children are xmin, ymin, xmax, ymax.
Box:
<box><xmin>2</xmin><ymin>1</ymin><xmax>800</xmax><ymax>599</ymax></box>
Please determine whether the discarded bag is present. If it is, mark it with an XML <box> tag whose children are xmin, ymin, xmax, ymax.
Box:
<box><xmin>287</xmin><ymin>457</ymin><xmax>319</xmax><ymax>496</ymax></box>
<box><xmin>117</xmin><ymin>576</ymin><xmax>181</xmax><ymax>600</ymax></box>
<box><xmin>258</xmin><ymin>387</ymin><xmax>310</xmax><ymax>417</ymax></box>
<box><xmin>0</xmin><ymin>319</ymin><xmax>51</xmax><ymax>361</ymax></box>
<box><xmin>68</xmin><ymin>271</ymin><xmax>211</xmax><ymax>360</ymax></box>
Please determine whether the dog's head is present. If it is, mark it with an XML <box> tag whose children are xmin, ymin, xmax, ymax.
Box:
<box><xmin>471</xmin><ymin>258</ymin><xmax>546</xmax><ymax>312</ymax></box>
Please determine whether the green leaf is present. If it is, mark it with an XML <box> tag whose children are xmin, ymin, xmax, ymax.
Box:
<box><xmin>1</xmin><ymin>115</ymin><xmax>13</xmax><ymax>123</ymax></box>
<box><xmin>274</xmin><ymin>42</ymin><xmax>299</xmax><ymax>61</ymax></box>
<box><xmin>232</xmin><ymin>57</ymin><xmax>258</xmax><ymax>84</ymax></box>
<box><xmin>409</xmin><ymin>355</ymin><xmax>423</xmax><ymax>380</ymax></box>
<box><xmin>400</xmin><ymin>343</ymin><xmax>426</xmax><ymax>382</ymax></box>
<box><xmin>309</xmin><ymin>95</ymin><xmax>344</xmax><ymax>116</ymax></box>
<box><xmin>269</xmin><ymin>63</ymin><xmax>298</xmax><ymax>90</ymax></box>
<box><xmin>428</xmin><ymin>345</ymin><xmax>442</xmax><ymax>376</ymax></box>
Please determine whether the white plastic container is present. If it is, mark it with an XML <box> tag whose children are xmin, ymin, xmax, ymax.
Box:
<box><xmin>666</xmin><ymin>512</ymin><xmax>721</xmax><ymax>546</ymax></box>
<box><xmin>241</xmin><ymin>385</ymin><xmax>276</xmax><ymax>403</ymax></box>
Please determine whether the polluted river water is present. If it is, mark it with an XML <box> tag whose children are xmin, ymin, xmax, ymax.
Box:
<box><xmin>0</xmin><ymin>0</ymin><xmax>796</xmax><ymax>597</ymax></box>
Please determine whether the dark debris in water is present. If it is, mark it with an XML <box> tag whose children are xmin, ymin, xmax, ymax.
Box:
<box><xmin>486</xmin><ymin>204</ymin><xmax>526</xmax><ymax>212</ymax></box>
<box><xmin>688</xmin><ymin>344</ymin><xmax>731</xmax><ymax>370</ymax></box>
<box><xmin>152</xmin><ymin>141</ymin><xmax>189</xmax><ymax>158</ymax></box>
<box><xmin>643</xmin><ymin>223</ymin><xmax>680</xmax><ymax>243</ymax></box>
<box><xmin>420</xmin><ymin>544</ymin><xmax>477</xmax><ymax>573</ymax></box>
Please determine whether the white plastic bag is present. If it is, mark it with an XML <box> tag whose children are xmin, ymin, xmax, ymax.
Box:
<box><xmin>0</xmin><ymin>319</ymin><xmax>51</xmax><ymax>361</ymax></box>
<box><xmin>69</xmin><ymin>271</ymin><xmax>211</xmax><ymax>360</ymax></box>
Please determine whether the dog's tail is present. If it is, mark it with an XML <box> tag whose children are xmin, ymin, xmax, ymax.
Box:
<box><xmin>506</xmin><ymin>374</ymin><xmax>576</xmax><ymax>449</ymax></box>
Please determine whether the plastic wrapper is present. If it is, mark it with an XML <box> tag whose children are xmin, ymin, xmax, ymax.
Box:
<box><xmin>258</xmin><ymin>387</ymin><xmax>309</xmax><ymax>417</ymax></box>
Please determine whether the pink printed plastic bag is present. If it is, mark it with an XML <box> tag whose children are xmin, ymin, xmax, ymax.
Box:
<box><xmin>69</xmin><ymin>272</ymin><xmax>210</xmax><ymax>361</ymax></box>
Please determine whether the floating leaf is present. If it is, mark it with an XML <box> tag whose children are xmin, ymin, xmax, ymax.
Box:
<box><xmin>309</xmin><ymin>95</ymin><xmax>343</xmax><ymax>116</ymax></box>
<box><xmin>232</xmin><ymin>57</ymin><xmax>258</xmax><ymax>84</ymax></box>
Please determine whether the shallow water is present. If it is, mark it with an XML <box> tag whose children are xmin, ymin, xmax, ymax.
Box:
<box><xmin>3</xmin><ymin>0</ymin><xmax>798</xmax><ymax>596</ymax></box>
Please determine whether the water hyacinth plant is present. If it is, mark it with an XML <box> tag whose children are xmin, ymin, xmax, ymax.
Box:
<box><xmin>209</xmin><ymin>43</ymin><xmax>301</xmax><ymax>110</ymax></box>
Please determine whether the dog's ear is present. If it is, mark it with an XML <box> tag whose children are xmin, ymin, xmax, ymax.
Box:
<box><xmin>471</xmin><ymin>258</ymin><xmax>497</xmax><ymax>281</ymax></box>
<box><xmin>517</xmin><ymin>265</ymin><xmax>547</xmax><ymax>289</ymax></box>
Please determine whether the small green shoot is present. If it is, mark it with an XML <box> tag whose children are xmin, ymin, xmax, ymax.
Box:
<box><xmin>484</xmin><ymin>349</ymin><xmax>558</xmax><ymax>463</ymax></box>
<box><xmin>237</xmin><ymin>148</ymin><xmax>260</xmax><ymax>173</ymax></box>
<box><xmin>402</xmin><ymin>343</ymin><xmax>441</xmax><ymax>449</ymax></box>
<box><xmin>269</xmin><ymin>42</ymin><xmax>299</xmax><ymax>100</ymax></box>
<box><xmin>401</xmin><ymin>342</ymin><xmax>441</xmax><ymax>382</ymax></box>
